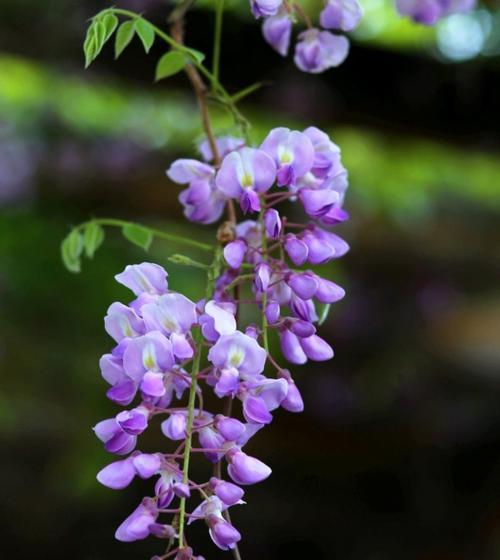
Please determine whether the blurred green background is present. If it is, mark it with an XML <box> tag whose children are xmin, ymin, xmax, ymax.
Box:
<box><xmin>1</xmin><ymin>0</ymin><xmax>500</xmax><ymax>558</ymax></box>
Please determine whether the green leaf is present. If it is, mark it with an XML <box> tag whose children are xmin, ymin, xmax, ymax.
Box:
<box><xmin>318</xmin><ymin>303</ymin><xmax>331</xmax><ymax>326</ymax></box>
<box><xmin>115</xmin><ymin>20</ymin><xmax>135</xmax><ymax>59</ymax></box>
<box><xmin>83</xmin><ymin>222</ymin><xmax>105</xmax><ymax>258</ymax></box>
<box><xmin>122</xmin><ymin>223</ymin><xmax>153</xmax><ymax>251</ymax></box>
<box><xmin>135</xmin><ymin>18</ymin><xmax>155</xmax><ymax>53</ymax></box>
<box><xmin>102</xmin><ymin>13</ymin><xmax>118</xmax><ymax>42</ymax></box>
<box><xmin>83</xmin><ymin>23</ymin><xmax>97</xmax><ymax>68</ymax></box>
<box><xmin>94</xmin><ymin>20</ymin><xmax>107</xmax><ymax>55</ymax></box>
<box><xmin>155</xmin><ymin>51</ymin><xmax>186</xmax><ymax>81</ymax></box>
<box><xmin>61</xmin><ymin>229</ymin><xmax>83</xmax><ymax>273</ymax></box>
<box><xmin>185</xmin><ymin>48</ymin><xmax>205</xmax><ymax>64</ymax></box>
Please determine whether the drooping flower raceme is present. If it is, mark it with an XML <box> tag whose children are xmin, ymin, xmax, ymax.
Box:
<box><xmin>94</xmin><ymin>126</ymin><xmax>349</xmax><ymax>558</ymax></box>
<box><xmin>252</xmin><ymin>0</ymin><xmax>475</xmax><ymax>71</ymax></box>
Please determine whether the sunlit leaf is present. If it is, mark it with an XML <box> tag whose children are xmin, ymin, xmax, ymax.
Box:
<box><xmin>135</xmin><ymin>19</ymin><xmax>155</xmax><ymax>53</ymax></box>
<box><xmin>115</xmin><ymin>20</ymin><xmax>135</xmax><ymax>59</ymax></box>
<box><xmin>155</xmin><ymin>51</ymin><xmax>186</xmax><ymax>81</ymax></box>
<box><xmin>122</xmin><ymin>223</ymin><xmax>153</xmax><ymax>251</ymax></box>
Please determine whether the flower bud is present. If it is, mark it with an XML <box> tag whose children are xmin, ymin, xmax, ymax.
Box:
<box><xmin>226</xmin><ymin>449</ymin><xmax>272</xmax><ymax>485</ymax></box>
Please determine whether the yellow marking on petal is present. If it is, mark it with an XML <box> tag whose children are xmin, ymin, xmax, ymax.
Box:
<box><xmin>143</xmin><ymin>343</ymin><xmax>157</xmax><ymax>370</ymax></box>
<box><xmin>228</xmin><ymin>345</ymin><xmax>245</xmax><ymax>368</ymax></box>
<box><xmin>241</xmin><ymin>173</ymin><xmax>253</xmax><ymax>187</ymax></box>
<box><xmin>280</xmin><ymin>152</ymin><xmax>292</xmax><ymax>164</ymax></box>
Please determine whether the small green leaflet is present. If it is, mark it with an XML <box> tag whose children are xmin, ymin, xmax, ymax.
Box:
<box><xmin>122</xmin><ymin>224</ymin><xmax>153</xmax><ymax>251</ymax></box>
<box><xmin>115</xmin><ymin>20</ymin><xmax>135</xmax><ymax>59</ymax></box>
<box><xmin>185</xmin><ymin>48</ymin><xmax>205</xmax><ymax>64</ymax></box>
<box><xmin>61</xmin><ymin>229</ymin><xmax>83</xmax><ymax>273</ymax></box>
<box><xmin>155</xmin><ymin>51</ymin><xmax>186</xmax><ymax>81</ymax></box>
<box><xmin>83</xmin><ymin>12</ymin><xmax>119</xmax><ymax>68</ymax></box>
<box><xmin>135</xmin><ymin>19</ymin><xmax>155</xmax><ymax>53</ymax></box>
<box><xmin>83</xmin><ymin>222</ymin><xmax>105</xmax><ymax>258</ymax></box>
<box><xmin>102</xmin><ymin>13</ymin><xmax>118</xmax><ymax>42</ymax></box>
<box><xmin>318</xmin><ymin>304</ymin><xmax>331</xmax><ymax>326</ymax></box>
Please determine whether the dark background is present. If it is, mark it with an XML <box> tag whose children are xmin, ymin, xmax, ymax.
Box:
<box><xmin>1</xmin><ymin>0</ymin><xmax>500</xmax><ymax>558</ymax></box>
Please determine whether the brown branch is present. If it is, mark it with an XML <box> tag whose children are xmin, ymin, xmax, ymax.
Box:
<box><xmin>169</xmin><ymin>8</ymin><xmax>237</xmax><ymax>227</ymax></box>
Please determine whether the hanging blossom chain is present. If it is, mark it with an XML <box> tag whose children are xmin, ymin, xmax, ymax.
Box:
<box><xmin>254</xmin><ymin>0</ymin><xmax>476</xmax><ymax>72</ymax></box>
<box><xmin>66</xmin><ymin>3</ymin><xmax>357</xmax><ymax>560</ymax></box>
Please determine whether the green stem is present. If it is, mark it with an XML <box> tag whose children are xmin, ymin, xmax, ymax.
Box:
<box><xmin>177</xmin><ymin>246</ymin><xmax>222</xmax><ymax>548</ymax></box>
<box><xmin>212</xmin><ymin>0</ymin><xmax>224</xmax><ymax>86</ymax></box>
<box><xmin>79</xmin><ymin>218</ymin><xmax>213</xmax><ymax>251</ymax></box>
<box><xmin>259</xmin><ymin>204</ymin><xmax>270</xmax><ymax>353</ymax></box>
<box><xmin>102</xmin><ymin>7</ymin><xmax>250</xmax><ymax>140</ymax></box>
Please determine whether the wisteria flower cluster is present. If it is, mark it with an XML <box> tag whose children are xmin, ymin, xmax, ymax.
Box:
<box><xmin>93</xmin><ymin>125</ymin><xmax>349</xmax><ymax>558</ymax></box>
<box><xmin>252</xmin><ymin>0</ymin><xmax>476</xmax><ymax>72</ymax></box>
<box><xmin>254</xmin><ymin>0</ymin><xmax>363</xmax><ymax>72</ymax></box>
<box><xmin>69</xmin><ymin>0</ymin><xmax>481</xmax><ymax>557</ymax></box>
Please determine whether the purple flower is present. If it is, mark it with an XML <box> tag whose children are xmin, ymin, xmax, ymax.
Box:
<box><xmin>215</xmin><ymin>416</ymin><xmax>246</xmax><ymax>441</ymax></box>
<box><xmin>97</xmin><ymin>453</ymin><xmax>161</xmax><ymax>489</ymax></box>
<box><xmin>279</xmin><ymin>328</ymin><xmax>307</xmax><ymax>364</ymax></box>
<box><xmin>210</xmin><ymin>477</ymin><xmax>245</xmax><ymax>506</ymax></box>
<box><xmin>265</xmin><ymin>300</ymin><xmax>280</xmax><ymax>324</ymax></box>
<box><xmin>300</xmin><ymin>334</ymin><xmax>334</xmax><ymax>361</ymax></box>
<box><xmin>115</xmin><ymin>263</ymin><xmax>168</xmax><ymax>296</ymax></box>
<box><xmin>188</xmin><ymin>496</ymin><xmax>241</xmax><ymax>550</ymax></box>
<box><xmin>240</xmin><ymin>378</ymin><xmax>288</xmax><ymax>424</ymax></box>
<box><xmin>208</xmin><ymin>331</ymin><xmax>267</xmax><ymax>377</ymax></box>
<box><xmin>167</xmin><ymin>159</ymin><xmax>226</xmax><ymax>224</ymax></box>
<box><xmin>115</xmin><ymin>498</ymin><xmax>158</xmax><ymax>542</ymax></box>
<box><xmin>319</xmin><ymin>0</ymin><xmax>363</xmax><ymax>32</ymax></box>
<box><xmin>226</xmin><ymin>449</ymin><xmax>272</xmax><ymax>485</ymax></box>
<box><xmin>104</xmin><ymin>302</ymin><xmax>145</xmax><ymax>343</ymax></box>
<box><xmin>94</xmin><ymin>408</ymin><xmax>149</xmax><ymax>454</ymax></box>
<box><xmin>167</xmin><ymin>159</ymin><xmax>214</xmax><ymax>183</ymax></box>
<box><xmin>142</xmin><ymin>293</ymin><xmax>197</xmax><ymax>335</ymax></box>
<box><xmin>263</xmin><ymin>208</ymin><xmax>282</xmax><ymax>239</ymax></box>
<box><xmin>315</xmin><ymin>277</ymin><xmax>345</xmax><ymax>303</ymax></box>
<box><xmin>215</xmin><ymin>147</ymin><xmax>276</xmax><ymax>213</ymax></box>
<box><xmin>279</xmin><ymin>371</ymin><xmax>304</xmax><ymax>412</ymax></box>
<box><xmin>208</xmin><ymin>517</ymin><xmax>242</xmax><ymax>550</ymax></box>
<box><xmin>122</xmin><ymin>331</ymin><xmax>175</xmax><ymax>381</ymax></box>
<box><xmin>299</xmin><ymin>188</ymin><xmax>340</xmax><ymax>218</ymax></box>
<box><xmin>199</xmin><ymin>136</ymin><xmax>245</xmax><ymax>162</ymax></box>
<box><xmin>250</xmin><ymin>0</ymin><xmax>283</xmax><ymax>18</ymax></box>
<box><xmin>294</xmin><ymin>29</ymin><xmax>349</xmax><ymax>73</ymax></box>
<box><xmin>198</xmin><ymin>425</ymin><xmax>226</xmax><ymax>462</ymax></box>
<box><xmin>223</xmin><ymin>239</ymin><xmax>247</xmax><ymax>269</ymax></box>
<box><xmin>303</xmin><ymin>126</ymin><xmax>347</xmax><ymax>184</ymax></box>
<box><xmin>288</xmin><ymin>272</ymin><xmax>319</xmax><ymax>300</ymax></box>
<box><xmin>254</xmin><ymin>262</ymin><xmax>271</xmax><ymax>293</ymax></box>
<box><xmin>200</xmin><ymin>300</ymin><xmax>237</xmax><ymax>341</ymax></box>
<box><xmin>155</xmin><ymin>466</ymin><xmax>182</xmax><ymax>508</ymax></box>
<box><xmin>161</xmin><ymin>412</ymin><xmax>187</xmax><ymax>440</ymax></box>
<box><xmin>260</xmin><ymin>127</ymin><xmax>314</xmax><ymax>187</ymax></box>
<box><xmin>301</xmin><ymin>227</ymin><xmax>349</xmax><ymax>264</ymax></box>
<box><xmin>284</xmin><ymin>234</ymin><xmax>309</xmax><ymax>266</ymax></box>
<box><xmin>262</xmin><ymin>11</ymin><xmax>293</xmax><ymax>56</ymax></box>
